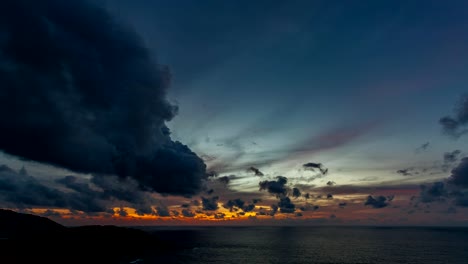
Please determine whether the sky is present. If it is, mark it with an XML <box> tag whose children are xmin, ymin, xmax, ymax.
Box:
<box><xmin>0</xmin><ymin>0</ymin><xmax>468</xmax><ymax>226</ymax></box>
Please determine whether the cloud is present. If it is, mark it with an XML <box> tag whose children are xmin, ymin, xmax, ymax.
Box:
<box><xmin>117</xmin><ymin>206</ymin><xmax>128</xmax><ymax>217</ymax></box>
<box><xmin>201</xmin><ymin>196</ymin><xmax>219</xmax><ymax>210</ymax></box>
<box><xmin>448</xmin><ymin>157</ymin><xmax>468</xmax><ymax>187</ymax></box>
<box><xmin>259</xmin><ymin>176</ymin><xmax>288</xmax><ymax>197</ymax></box>
<box><xmin>247</xmin><ymin>166</ymin><xmax>264</xmax><ymax>176</ymax></box>
<box><xmin>292</xmin><ymin>187</ymin><xmax>301</xmax><ymax>198</ymax></box>
<box><xmin>415</xmin><ymin>142</ymin><xmax>430</xmax><ymax>153</ymax></box>
<box><xmin>444</xmin><ymin>150</ymin><xmax>462</xmax><ymax>163</ymax></box>
<box><xmin>223</xmin><ymin>198</ymin><xmax>244</xmax><ymax>212</ymax></box>
<box><xmin>278</xmin><ymin>197</ymin><xmax>295</xmax><ymax>214</ymax></box>
<box><xmin>155</xmin><ymin>206</ymin><xmax>170</xmax><ymax>217</ymax></box>
<box><xmin>396</xmin><ymin>169</ymin><xmax>413</xmax><ymax>176</ymax></box>
<box><xmin>0</xmin><ymin>164</ymin><xmax>168</xmax><ymax>214</ymax></box>
<box><xmin>303</xmin><ymin>162</ymin><xmax>328</xmax><ymax>175</ymax></box>
<box><xmin>364</xmin><ymin>195</ymin><xmax>389</xmax><ymax>208</ymax></box>
<box><xmin>218</xmin><ymin>176</ymin><xmax>231</xmax><ymax>185</ymax></box>
<box><xmin>0</xmin><ymin>0</ymin><xmax>206</xmax><ymax>196</ymax></box>
<box><xmin>441</xmin><ymin>150</ymin><xmax>462</xmax><ymax>172</ymax></box>
<box><xmin>439</xmin><ymin>95</ymin><xmax>468</xmax><ymax>138</ymax></box>
<box><xmin>326</xmin><ymin>181</ymin><xmax>336</xmax><ymax>186</ymax></box>
<box><xmin>419</xmin><ymin>181</ymin><xmax>448</xmax><ymax>203</ymax></box>
<box><xmin>0</xmin><ymin>165</ymin><xmax>106</xmax><ymax>212</ymax></box>
<box><xmin>181</xmin><ymin>209</ymin><xmax>195</xmax><ymax>217</ymax></box>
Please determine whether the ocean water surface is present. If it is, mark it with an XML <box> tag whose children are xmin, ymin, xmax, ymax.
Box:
<box><xmin>135</xmin><ymin>226</ymin><xmax>468</xmax><ymax>264</ymax></box>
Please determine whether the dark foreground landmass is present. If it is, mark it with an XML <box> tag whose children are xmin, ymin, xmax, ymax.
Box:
<box><xmin>0</xmin><ymin>209</ymin><xmax>181</xmax><ymax>264</ymax></box>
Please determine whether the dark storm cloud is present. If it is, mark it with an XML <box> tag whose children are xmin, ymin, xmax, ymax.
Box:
<box><xmin>259</xmin><ymin>176</ymin><xmax>288</xmax><ymax>197</ymax></box>
<box><xmin>439</xmin><ymin>95</ymin><xmax>468</xmax><ymax>138</ymax></box>
<box><xmin>201</xmin><ymin>196</ymin><xmax>219</xmax><ymax>210</ymax></box>
<box><xmin>303</xmin><ymin>162</ymin><xmax>328</xmax><ymax>175</ymax></box>
<box><xmin>247</xmin><ymin>166</ymin><xmax>264</xmax><ymax>176</ymax></box>
<box><xmin>0</xmin><ymin>0</ymin><xmax>206</xmax><ymax>195</ymax></box>
<box><xmin>0</xmin><ymin>163</ymin><xmax>164</xmax><ymax>214</ymax></box>
<box><xmin>448</xmin><ymin>157</ymin><xmax>468</xmax><ymax>187</ymax></box>
<box><xmin>90</xmin><ymin>174</ymin><xmax>155</xmax><ymax>207</ymax></box>
<box><xmin>0</xmin><ymin>165</ymin><xmax>67</xmax><ymax>208</ymax></box>
<box><xmin>364</xmin><ymin>195</ymin><xmax>389</xmax><ymax>208</ymax></box>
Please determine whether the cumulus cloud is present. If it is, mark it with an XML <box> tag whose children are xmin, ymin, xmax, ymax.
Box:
<box><xmin>439</xmin><ymin>95</ymin><xmax>468</xmax><ymax>138</ymax></box>
<box><xmin>181</xmin><ymin>209</ymin><xmax>195</xmax><ymax>217</ymax></box>
<box><xmin>364</xmin><ymin>195</ymin><xmax>389</xmax><ymax>208</ymax></box>
<box><xmin>259</xmin><ymin>176</ymin><xmax>288</xmax><ymax>197</ymax></box>
<box><xmin>292</xmin><ymin>187</ymin><xmax>301</xmax><ymax>198</ymax></box>
<box><xmin>201</xmin><ymin>196</ymin><xmax>219</xmax><ymax>210</ymax></box>
<box><xmin>277</xmin><ymin>197</ymin><xmax>295</xmax><ymax>214</ymax></box>
<box><xmin>155</xmin><ymin>206</ymin><xmax>170</xmax><ymax>217</ymax></box>
<box><xmin>0</xmin><ymin>0</ymin><xmax>206</xmax><ymax>196</ymax></box>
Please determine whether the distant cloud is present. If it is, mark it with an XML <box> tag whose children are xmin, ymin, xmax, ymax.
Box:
<box><xmin>396</xmin><ymin>168</ymin><xmax>414</xmax><ymax>176</ymax></box>
<box><xmin>223</xmin><ymin>198</ymin><xmax>245</xmax><ymax>212</ymax></box>
<box><xmin>278</xmin><ymin>197</ymin><xmax>295</xmax><ymax>214</ymax></box>
<box><xmin>326</xmin><ymin>181</ymin><xmax>336</xmax><ymax>186</ymax></box>
<box><xmin>259</xmin><ymin>176</ymin><xmax>289</xmax><ymax>197</ymax></box>
<box><xmin>156</xmin><ymin>206</ymin><xmax>170</xmax><ymax>217</ymax></box>
<box><xmin>439</xmin><ymin>95</ymin><xmax>468</xmax><ymax>138</ymax></box>
<box><xmin>415</xmin><ymin>142</ymin><xmax>430</xmax><ymax>153</ymax></box>
<box><xmin>364</xmin><ymin>195</ymin><xmax>389</xmax><ymax>208</ymax></box>
<box><xmin>201</xmin><ymin>196</ymin><xmax>219</xmax><ymax>210</ymax></box>
<box><xmin>303</xmin><ymin>162</ymin><xmax>328</xmax><ymax>175</ymax></box>
<box><xmin>419</xmin><ymin>182</ymin><xmax>447</xmax><ymax>203</ymax></box>
<box><xmin>444</xmin><ymin>150</ymin><xmax>462</xmax><ymax>163</ymax></box>
<box><xmin>181</xmin><ymin>209</ymin><xmax>195</xmax><ymax>217</ymax></box>
<box><xmin>442</xmin><ymin>150</ymin><xmax>462</xmax><ymax>172</ymax></box>
<box><xmin>218</xmin><ymin>176</ymin><xmax>231</xmax><ymax>185</ymax></box>
<box><xmin>292</xmin><ymin>188</ymin><xmax>301</xmax><ymax>198</ymax></box>
<box><xmin>247</xmin><ymin>166</ymin><xmax>264</xmax><ymax>176</ymax></box>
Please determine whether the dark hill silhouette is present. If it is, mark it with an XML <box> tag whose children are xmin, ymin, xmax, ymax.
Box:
<box><xmin>0</xmin><ymin>209</ymin><xmax>178</xmax><ymax>264</ymax></box>
<box><xmin>0</xmin><ymin>209</ymin><xmax>66</xmax><ymax>239</ymax></box>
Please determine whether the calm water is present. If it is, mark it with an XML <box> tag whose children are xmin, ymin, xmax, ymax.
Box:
<box><xmin>136</xmin><ymin>226</ymin><xmax>468</xmax><ymax>264</ymax></box>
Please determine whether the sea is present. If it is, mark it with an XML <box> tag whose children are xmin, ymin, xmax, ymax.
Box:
<box><xmin>133</xmin><ymin>226</ymin><xmax>468</xmax><ymax>264</ymax></box>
